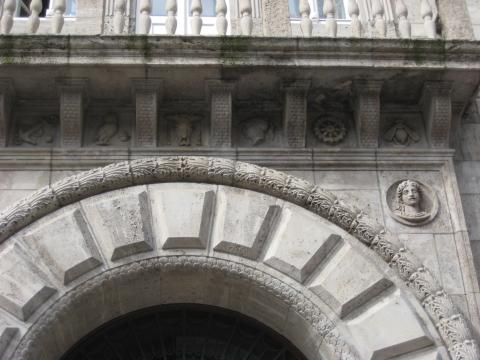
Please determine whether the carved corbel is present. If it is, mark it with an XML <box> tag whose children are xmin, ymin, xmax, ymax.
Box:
<box><xmin>56</xmin><ymin>78</ymin><xmax>88</xmax><ymax>148</ymax></box>
<box><xmin>0</xmin><ymin>79</ymin><xmax>14</xmax><ymax>147</ymax></box>
<box><xmin>353</xmin><ymin>80</ymin><xmax>383</xmax><ymax>148</ymax></box>
<box><xmin>131</xmin><ymin>79</ymin><xmax>163</xmax><ymax>148</ymax></box>
<box><xmin>206</xmin><ymin>80</ymin><xmax>236</xmax><ymax>148</ymax></box>
<box><xmin>421</xmin><ymin>81</ymin><xmax>452</xmax><ymax>148</ymax></box>
<box><xmin>283</xmin><ymin>80</ymin><xmax>310</xmax><ymax>148</ymax></box>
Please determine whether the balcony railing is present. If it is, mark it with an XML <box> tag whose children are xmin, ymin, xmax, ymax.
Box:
<box><xmin>0</xmin><ymin>0</ymin><xmax>438</xmax><ymax>39</ymax></box>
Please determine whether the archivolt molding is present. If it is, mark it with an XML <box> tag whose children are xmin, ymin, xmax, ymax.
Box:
<box><xmin>14</xmin><ymin>255</ymin><xmax>357</xmax><ymax>360</ymax></box>
<box><xmin>0</xmin><ymin>156</ymin><xmax>478</xmax><ymax>360</ymax></box>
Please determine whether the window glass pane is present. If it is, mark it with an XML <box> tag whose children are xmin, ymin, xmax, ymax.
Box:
<box><xmin>317</xmin><ymin>0</ymin><xmax>347</xmax><ymax>19</ymax></box>
<box><xmin>189</xmin><ymin>0</ymin><xmax>216</xmax><ymax>17</ymax></box>
<box><xmin>65</xmin><ymin>0</ymin><xmax>76</xmax><ymax>16</ymax></box>
<box><xmin>335</xmin><ymin>0</ymin><xmax>345</xmax><ymax>19</ymax></box>
<box><xmin>152</xmin><ymin>0</ymin><xmax>167</xmax><ymax>16</ymax></box>
<box><xmin>288</xmin><ymin>0</ymin><xmax>300</xmax><ymax>18</ymax></box>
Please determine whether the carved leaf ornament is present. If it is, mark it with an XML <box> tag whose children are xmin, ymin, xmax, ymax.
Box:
<box><xmin>0</xmin><ymin>156</ymin><xmax>477</xmax><ymax>360</ymax></box>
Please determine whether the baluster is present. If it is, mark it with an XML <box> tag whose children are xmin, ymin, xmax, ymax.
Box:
<box><xmin>27</xmin><ymin>0</ymin><xmax>42</xmax><ymax>33</ymax></box>
<box><xmin>372</xmin><ymin>0</ymin><xmax>386</xmax><ymax>38</ymax></box>
<box><xmin>191</xmin><ymin>0</ymin><xmax>202</xmax><ymax>35</ymax></box>
<box><xmin>323</xmin><ymin>0</ymin><xmax>337</xmax><ymax>37</ymax></box>
<box><xmin>165</xmin><ymin>0</ymin><xmax>177</xmax><ymax>34</ymax></box>
<box><xmin>51</xmin><ymin>0</ymin><xmax>66</xmax><ymax>34</ymax></box>
<box><xmin>113</xmin><ymin>0</ymin><xmax>126</xmax><ymax>34</ymax></box>
<box><xmin>299</xmin><ymin>0</ymin><xmax>312</xmax><ymax>37</ymax></box>
<box><xmin>138</xmin><ymin>0</ymin><xmax>152</xmax><ymax>34</ymax></box>
<box><xmin>421</xmin><ymin>0</ymin><xmax>436</xmax><ymax>39</ymax></box>
<box><xmin>1</xmin><ymin>0</ymin><xmax>16</xmax><ymax>34</ymax></box>
<box><xmin>395</xmin><ymin>0</ymin><xmax>410</xmax><ymax>38</ymax></box>
<box><xmin>239</xmin><ymin>0</ymin><xmax>252</xmax><ymax>35</ymax></box>
<box><xmin>348</xmin><ymin>0</ymin><xmax>361</xmax><ymax>37</ymax></box>
<box><xmin>216</xmin><ymin>0</ymin><xmax>227</xmax><ymax>35</ymax></box>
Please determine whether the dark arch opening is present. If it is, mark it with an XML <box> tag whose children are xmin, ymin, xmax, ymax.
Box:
<box><xmin>61</xmin><ymin>304</ymin><xmax>308</xmax><ymax>360</ymax></box>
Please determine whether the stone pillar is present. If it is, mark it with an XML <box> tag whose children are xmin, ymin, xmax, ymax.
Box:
<box><xmin>57</xmin><ymin>79</ymin><xmax>88</xmax><ymax>148</ymax></box>
<box><xmin>421</xmin><ymin>81</ymin><xmax>453</xmax><ymax>148</ymax></box>
<box><xmin>353</xmin><ymin>80</ymin><xmax>383</xmax><ymax>148</ymax></box>
<box><xmin>262</xmin><ymin>0</ymin><xmax>291</xmax><ymax>37</ymax></box>
<box><xmin>436</xmin><ymin>0</ymin><xmax>474</xmax><ymax>40</ymax></box>
<box><xmin>206</xmin><ymin>80</ymin><xmax>235</xmax><ymax>148</ymax></box>
<box><xmin>132</xmin><ymin>79</ymin><xmax>163</xmax><ymax>148</ymax></box>
<box><xmin>283</xmin><ymin>80</ymin><xmax>310</xmax><ymax>148</ymax></box>
<box><xmin>0</xmin><ymin>79</ymin><xmax>14</xmax><ymax>148</ymax></box>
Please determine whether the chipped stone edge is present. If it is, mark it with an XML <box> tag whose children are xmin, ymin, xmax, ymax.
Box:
<box><xmin>0</xmin><ymin>156</ymin><xmax>477</xmax><ymax>360</ymax></box>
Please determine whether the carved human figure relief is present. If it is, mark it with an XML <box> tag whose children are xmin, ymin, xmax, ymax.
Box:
<box><xmin>240</xmin><ymin>118</ymin><xmax>274</xmax><ymax>146</ymax></box>
<box><xmin>13</xmin><ymin>115</ymin><xmax>57</xmax><ymax>146</ymax></box>
<box><xmin>384</xmin><ymin>122</ymin><xmax>420</xmax><ymax>146</ymax></box>
<box><xmin>95</xmin><ymin>112</ymin><xmax>130</xmax><ymax>146</ymax></box>
<box><xmin>387</xmin><ymin>179</ymin><xmax>439</xmax><ymax>226</ymax></box>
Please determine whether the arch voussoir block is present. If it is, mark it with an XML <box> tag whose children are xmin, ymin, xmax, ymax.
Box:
<box><xmin>0</xmin><ymin>245</ymin><xmax>56</xmax><ymax>321</ymax></box>
<box><xmin>0</xmin><ymin>319</ymin><xmax>18</xmax><ymax>356</ymax></box>
<box><xmin>81</xmin><ymin>187</ymin><xmax>154</xmax><ymax>261</ymax></box>
<box><xmin>23</xmin><ymin>207</ymin><xmax>102</xmax><ymax>285</ymax></box>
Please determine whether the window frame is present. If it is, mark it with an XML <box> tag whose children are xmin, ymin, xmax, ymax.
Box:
<box><xmin>13</xmin><ymin>0</ymin><xmax>77</xmax><ymax>18</ymax></box>
<box><xmin>289</xmin><ymin>0</ymin><xmax>351</xmax><ymax>22</ymax></box>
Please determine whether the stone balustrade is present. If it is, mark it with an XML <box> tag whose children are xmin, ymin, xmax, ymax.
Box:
<box><xmin>0</xmin><ymin>0</ymin><xmax>441</xmax><ymax>39</ymax></box>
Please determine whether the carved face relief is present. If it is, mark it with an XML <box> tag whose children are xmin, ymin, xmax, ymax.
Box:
<box><xmin>387</xmin><ymin>179</ymin><xmax>438</xmax><ymax>226</ymax></box>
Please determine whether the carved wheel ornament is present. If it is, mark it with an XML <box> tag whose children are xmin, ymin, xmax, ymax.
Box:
<box><xmin>0</xmin><ymin>157</ymin><xmax>477</xmax><ymax>360</ymax></box>
<box><xmin>313</xmin><ymin>116</ymin><xmax>347</xmax><ymax>145</ymax></box>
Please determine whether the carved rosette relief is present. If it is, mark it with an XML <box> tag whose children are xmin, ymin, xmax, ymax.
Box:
<box><xmin>313</xmin><ymin>116</ymin><xmax>347</xmax><ymax>145</ymax></box>
<box><xmin>387</xmin><ymin>179</ymin><xmax>439</xmax><ymax>226</ymax></box>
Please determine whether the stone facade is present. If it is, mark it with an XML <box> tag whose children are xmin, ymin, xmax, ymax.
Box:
<box><xmin>0</xmin><ymin>0</ymin><xmax>480</xmax><ymax>359</ymax></box>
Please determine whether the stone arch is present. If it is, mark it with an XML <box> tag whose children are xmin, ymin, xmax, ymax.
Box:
<box><xmin>0</xmin><ymin>157</ymin><xmax>477</xmax><ymax>360</ymax></box>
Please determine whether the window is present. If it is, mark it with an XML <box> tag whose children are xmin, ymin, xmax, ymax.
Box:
<box><xmin>147</xmin><ymin>0</ymin><xmax>226</xmax><ymax>35</ymax></box>
<box><xmin>15</xmin><ymin>0</ymin><xmax>77</xmax><ymax>17</ymax></box>
<box><xmin>289</xmin><ymin>0</ymin><xmax>349</xmax><ymax>20</ymax></box>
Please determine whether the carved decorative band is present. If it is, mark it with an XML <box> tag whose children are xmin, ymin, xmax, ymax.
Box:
<box><xmin>0</xmin><ymin>156</ymin><xmax>477</xmax><ymax>360</ymax></box>
<box><xmin>15</xmin><ymin>256</ymin><xmax>358</xmax><ymax>360</ymax></box>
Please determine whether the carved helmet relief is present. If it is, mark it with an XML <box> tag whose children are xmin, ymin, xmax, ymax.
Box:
<box><xmin>95</xmin><ymin>112</ymin><xmax>130</xmax><ymax>146</ymax></box>
<box><xmin>13</xmin><ymin>115</ymin><xmax>58</xmax><ymax>146</ymax></box>
<box><xmin>384</xmin><ymin>122</ymin><xmax>420</xmax><ymax>146</ymax></box>
<box><xmin>240</xmin><ymin>117</ymin><xmax>274</xmax><ymax>146</ymax></box>
<box><xmin>387</xmin><ymin>179</ymin><xmax>439</xmax><ymax>226</ymax></box>
<box><xmin>167</xmin><ymin>114</ymin><xmax>202</xmax><ymax>146</ymax></box>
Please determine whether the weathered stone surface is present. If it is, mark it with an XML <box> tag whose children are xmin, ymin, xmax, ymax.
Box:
<box><xmin>348</xmin><ymin>291</ymin><xmax>433</xmax><ymax>359</ymax></box>
<box><xmin>213</xmin><ymin>187</ymin><xmax>281</xmax><ymax>259</ymax></box>
<box><xmin>149</xmin><ymin>184</ymin><xmax>215</xmax><ymax>249</ymax></box>
<box><xmin>264</xmin><ymin>205</ymin><xmax>342</xmax><ymax>283</ymax></box>
<box><xmin>0</xmin><ymin>319</ymin><xmax>17</xmax><ymax>356</ymax></box>
<box><xmin>23</xmin><ymin>207</ymin><xmax>102</xmax><ymax>284</ymax></box>
<box><xmin>262</xmin><ymin>0</ymin><xmax>292</xmax><ymax>36</ymax></box>
<box><xmin>0</xmin><ymin>245</ymin><xmax>56</xmax><ymax>321</ymax></box>
<box><xmin>82</xmin><ymin>187</ymin><xmax>154</xmax><ymax>261</ymax></box>
<box><xmin>310</xmin><ymin>244</ymin><xmax>392</xmax><ymax>318</ymax></box>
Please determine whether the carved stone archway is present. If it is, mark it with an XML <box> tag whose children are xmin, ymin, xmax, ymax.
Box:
<box><xmin>0</xmin><ymin>157</ymin><xmax>477</xmax><ymax>360</ymax></box>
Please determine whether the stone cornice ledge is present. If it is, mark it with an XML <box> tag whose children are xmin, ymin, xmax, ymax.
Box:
<box><xmin>0</xmin><ymin>148</ymin><xmax>456</xmax><ymax>170</ymax></box>
<box><xmin>0</xmin><ymin>36</ymin><xmax>480</xmax><ymax>69</ymax></box>
<box><xmin>0</xmin><ymin>156</ymin><xmax>478</xmax><ymax>359</ymax></box>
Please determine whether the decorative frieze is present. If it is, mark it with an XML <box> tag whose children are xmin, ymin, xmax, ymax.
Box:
<box><xmin>132</xmin><ymin>79</ymin><xmax>163</xmax><ymax>148</ymax></box>
<box><xmin>283</xmin><ymin>80</ymin><xmax>310</xmax><ymax>148</ymax></box>
<box><xmin>206</xmin><ymin>80</ymin><xmax>235</xmax><ymax>148</ymax></box>
<box><xmin>353</xmin><ymin>80</ymin><xmax>383</xmax><ymax>148</ymax></box>
<box><xmin>0</xmin><ymin>80</ymin><xmax>14</xmax><ymax>148</ymax></box>
<box><xmin>57</xmin><ymin>79</ymin><xmax>88</xmax><ymax>148</ymax></box>
<box><xmin>421</xmin><ymin>81</ymin><xmax>452</xmax><ymax>148</ymax></box>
